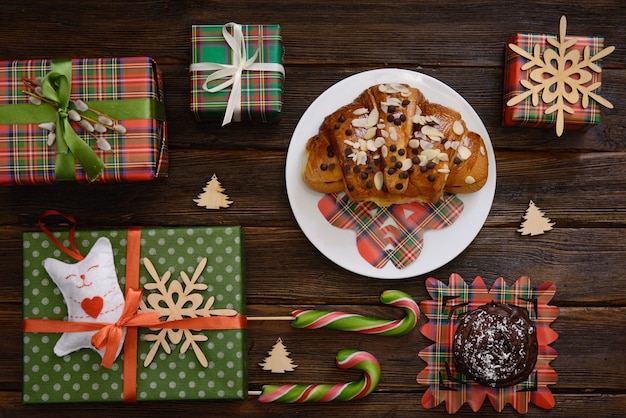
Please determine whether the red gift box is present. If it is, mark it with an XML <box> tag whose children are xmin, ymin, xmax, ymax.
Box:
<box><xmin>502</xmin><ymin>17</ymin><xmax>613</xmax><ymax>136</ymax></box>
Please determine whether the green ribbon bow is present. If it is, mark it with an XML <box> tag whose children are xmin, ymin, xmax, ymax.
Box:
<box><xmin>42</xmin><ymin>59</ymin><xmax>104</xmax><ymax>181</ymax></box>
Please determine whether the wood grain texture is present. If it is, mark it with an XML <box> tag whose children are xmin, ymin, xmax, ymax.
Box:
<box><xmin>1</xmin><ymin>0</ymin><xmax>625</xmax><ymax>416</ymax></box>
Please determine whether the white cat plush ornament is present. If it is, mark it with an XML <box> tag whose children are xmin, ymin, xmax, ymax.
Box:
<box><xmin>44</xmin><ymin>236</ymin><xmax>126</xmax><ymax>360</ymax></box>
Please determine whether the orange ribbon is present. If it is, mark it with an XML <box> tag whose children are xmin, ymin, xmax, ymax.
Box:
<box><xmin>22</xmin><ymin>225</ymin><xmax>247</xmax><ymax>402</ymax></box>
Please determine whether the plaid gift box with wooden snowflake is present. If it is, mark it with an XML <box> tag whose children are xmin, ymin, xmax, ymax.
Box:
<box><xmin>190</xmin><ymin>23</ymin><xmax>285</xmax><ymax>125</ymax></box>
<box><xmin>0</xmin><ymin>57</ymin><xmax>168</xmax><ymax>185</ymax></box>
<box><xmin>22</xmin><ymin>223</ymin><xmax>246</xmax><ymax>403</ymax></box>
<box><xmin>503</xmin><ymin>16</ymin><xmax>614</xmax><ymax>136</ymax></box>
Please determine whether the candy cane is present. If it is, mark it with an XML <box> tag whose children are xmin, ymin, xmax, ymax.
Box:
<box><xmin>257</xmin><ymin>349</ymin><xmax>381</xmax><ymax>403</ymax></box>
<box><xmin>291</xmin><ymin>290</ymin><xmax>419</xmax><ymax>336</ymax></box>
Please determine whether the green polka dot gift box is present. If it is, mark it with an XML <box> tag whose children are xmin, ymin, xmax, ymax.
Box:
<box><xmin>22</xmin><ymin>224</ymin><xmax>247</xmax><ymax>403</ymax></box>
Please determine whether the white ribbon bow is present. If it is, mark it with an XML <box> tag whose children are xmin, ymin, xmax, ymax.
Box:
<box><xmin>190</xmin><ymin>22</ymin><xmax>285</xmax><ymax>126</ymax></box>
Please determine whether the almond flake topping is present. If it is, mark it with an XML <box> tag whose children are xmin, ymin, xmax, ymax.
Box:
<box><xmin>351</xmin><ymin>117</ymin><xmax>369</xmax><ymax>128</ymax></box>
<box><xmin>457</xmin><ymin>144</ymin><xmax>472</xmax><ymax>161</ymax></box>
<box><xmin>453</xmin><ymin>120</ymin><xmax>465</xmax><ymax>135</ymax></box>
<box><xmin>353</xmin><ymin>107</ymin><xmax>369</xmax><ymax>116</ymax></box>
<box><xmin>421</xmin><ymin>125</ymin><xmax>444</xmax><ymax>138</ymax></box>
<box><xmin>400</xmin><ymin>158</ymin><xmax>413</xmax><ymax>171</ymax></box>
<box><xmin>374</xmin><ymin>171</ymin><xmax>384</xmax><ymax>190</ymax></box>
<box><xmin>389</xmin><ymin>128</ymin><xmax>398</xmax><ymax>141</ymax></box>
<box><xmin>364</xmin><ymin>127</ymin><xmax>377</xmax><ymax>140</ymax></box>
<box><xmin>465</xmin><ymin>175</ymin><xmax>476</xmax><ymax>184</ymax></box>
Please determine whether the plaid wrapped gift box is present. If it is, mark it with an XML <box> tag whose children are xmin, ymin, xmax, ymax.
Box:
<box><xmin>22</xmin><ymin>224</ymin><xmax>247</xmax><ymax>403</ymax></box>
<box><xmin>503</xmin><ymin>32</ymin><xmax>607</xmax><ymax>132</ymax></box>
<box><xmin>0</xmin><ymin>57</ymin><xmax>167</xmax><ymax>185</ymax></box>
<box><xmin>190</xmin><ymin>23</ymin><xmax>284</xmax><ymax>125</ymax></box>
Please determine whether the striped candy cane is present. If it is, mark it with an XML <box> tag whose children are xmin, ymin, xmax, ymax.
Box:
<box><xmin>291</xmin><ymin>290</ymin><xmax>419</xmax><ymax>336</ymax></box>
<box><xmin>257</xmin><ymin>349</ymin><xmax>381</xmax><ymax>403</ymax></box>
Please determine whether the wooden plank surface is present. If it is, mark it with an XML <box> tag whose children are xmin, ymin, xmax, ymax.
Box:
<box><xmin>1</xmin><ymin>0</ymin><xmax>625</xmax><ymax>416</ymax></box>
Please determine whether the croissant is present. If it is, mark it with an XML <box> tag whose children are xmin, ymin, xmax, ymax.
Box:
<box><xmin>302</xmin><ymin>83</ymin><xmax>489</xmax><ymax>206</ymax></box>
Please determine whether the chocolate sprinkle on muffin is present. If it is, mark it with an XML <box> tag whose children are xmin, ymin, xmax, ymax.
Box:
<box><xmin>453</xmin><ymin>302</ymin><xmax>538</xmax><ymax>388</ymax></box>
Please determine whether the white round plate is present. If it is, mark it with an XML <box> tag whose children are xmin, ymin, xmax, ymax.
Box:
<box><xmin>286</xmin><ymin>68</ymin><xmax>496</xmax><ymax>279</ymax></box>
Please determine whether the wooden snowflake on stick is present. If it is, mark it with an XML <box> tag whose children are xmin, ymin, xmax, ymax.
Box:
<box><xmin>140</xmin><ymin>257</ymin><xmax>238</xmax><ymax>367</ymax></box>
<box><xmin>506</xmin><ymin>16</ymin><xmax>615</xmax><ymax>136</ymax></box>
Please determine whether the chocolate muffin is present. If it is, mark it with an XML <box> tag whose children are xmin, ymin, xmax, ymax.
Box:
<box><xmin>453</xmin><ymin>302</ymin><xmax>538</xmax><ymax>388</ymax></box>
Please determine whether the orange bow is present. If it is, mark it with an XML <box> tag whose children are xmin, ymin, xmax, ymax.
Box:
<box><xmin>90</xmin><ymin>287</ymin><xmax>161</xmax><ymax>368</ymax></box>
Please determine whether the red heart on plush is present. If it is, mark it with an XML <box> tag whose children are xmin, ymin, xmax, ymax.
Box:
<box><xmin>81</xmin><ymin>296</ymin><xmax>104</xmax><ymax>319</ymax></box>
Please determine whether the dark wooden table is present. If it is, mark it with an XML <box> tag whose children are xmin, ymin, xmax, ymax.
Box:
<box><xmin>1</xmin><ymin>1</ymin><xmax>625</xmax><ymax>416</ymax></box>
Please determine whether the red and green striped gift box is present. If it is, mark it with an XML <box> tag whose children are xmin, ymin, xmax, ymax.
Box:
<box><xmin>0</xmin><ymin>57</ymin><xmax>168</xmax><ymax>185</ymax></box>
<box><xmin>190</xmin><ymin>24</ymin><xmax>284</xmax><ymax>123</ymax></box>
<box><xmin>503</xmin><ymin>33</ymin><xmax>606</xmax><ymax>131</ymax></box>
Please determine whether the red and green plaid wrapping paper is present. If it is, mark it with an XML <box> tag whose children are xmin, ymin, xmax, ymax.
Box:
<box><xmin>318</xmin><ymin>193</ymin><xmax>463</xmax><ymax>269</ymax></box>
<box><xmin>0</xmin><ymin>57</ymin><xmax>167</xmax><ymax>185</ymax></box>
<box><xmin>190</xmin><ymin>24</ymin><xmax>284</xmax><ymax>123</ymax></box>
<box><xmin>418</xmin><ymin>274</ymin><xmax>559</xmax><ymax>413</ymax></box>
<box><xmin>503</xmin><ymin>33</ymin><xmax>605</xmax><ymax>130</ymax></box>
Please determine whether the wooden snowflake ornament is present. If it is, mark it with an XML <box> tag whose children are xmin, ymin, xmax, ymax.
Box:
<box><xmin>518</xmin><ymin>200</ymin><xmax>554</xmax><ymax>236</ymax></box>
<box><xmin>506</xmin><ymin>16</ymin><xmax>614</xmax><ymax>136</ymax></box>
<box><xmin>194</xmin><ymin>174</ymin><xmax>233</xmax><ymax>209</ymax></box>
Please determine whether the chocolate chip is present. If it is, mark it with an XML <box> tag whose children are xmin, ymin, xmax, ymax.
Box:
<box><xmin>345</xmin><ymin>129</ymin><xmax>352</xmax><ymax>136</ymax></box>
<box><xmin>388</xmin><ymin>105</ymin><xmax>396</xmax><ymax>113</ymax></box>
<box><xmin>320</xmin><ymin>163</ymin><xmax>328</xmax><ymax>171</ymax></box>
<box><xmin>427</xmin><ymin>161</ymin><xmax>436</xmax><ymax>169</ymax></box>
<box><xmin>366</xmin><ymin>181</ymin><xmax>373</xmax><ymax>188</ymax></box>
<box><xmin>395</xmin><ymin>183</ymin><xmax>404</xmax><ymax>190</ymax></box>
<box><xmin>402</xmin><ymin>99</ymin><xmax>410</xmax><ymax>106</ymax></box>
<box><xmin>328</xmin><ymin>163</ymin><xmax>335</xmax><ymax>170</ymax></box>
<box><xmin>353</xmin><ymin>166</ymin><xmax>361</xmax><ymax>174</ymax></box>
<box><xmin>391</xmin><ymin>156</ymin><xmax>397</xmax><ymax>163</ymax></box>
<box><xmin>398</xmin><ymin>148</ymin><xmax>405</xmax><ymax>156</ymax></box>
<box><xmin>387</xmin><ymin>168</ymin><xmax>396</xmax><ymax>175</ymax></box>
<box><xmin>390</xmin><ymin>144</ymin><xmax>397</xmax><ymax>152</ymax></box>
<box><xmin>399</xmin><ymin>172</ymin><xmax>408</xmax><ymax>179</ymax></box>
<box><xmin>427</xmin><ymin>174</ymin><xmax>436</xmax><ymax>182</ymax></box>
<box><xmin>347</xmin><ymin>184</ymin><xmax>354</xmax><ymax>191</ymax></box>
<box><xmin>395</xmin><ymin>161</ymin><xmax>403</xmax><ymax>169</ymax></box>
<box><xmin>343</xmin><ymin>165</ymin><xmax>350</xmax><ymax>173</ymax></box>
<box><xmin>327</xmin><ymin>150</ymin><xmax>334</xmax><ymax>158</ymax></box>
<box><xmin>344</xmin><ymin>148</ymin><xmax>352</xmax><ymax>156</ymax></box>
<box><xmin>394</xmin><ymin>118</ymin><xmax>402</xmax><ymax>126</ymax></box>
<box><xmin>386</xmin><ymin>114</ymin><xmax>395</xmax><ymax>122</ymax></box>
<box><xmin>454</xmin><ymin>157</ymin><xmax>462</xmax><ymax>164</ymax></box>
<box><xmin>334</xmin><ymin>123</ymin><xmax>341</xmax><ymax>130</ymax></box>
<box><xmin>412</xmin><ymin>157</ymin><xmax>420</xmax><ymax>164</ymax></box>
<box><xmin>420</xmin><ymin>165</ymin><xmax>428</xmax><ymax>173</ymax></box>
<box><xmin>399</xmin><ymin>114</ymin><xmax>407</xmax><ymax>122</ymax></box>
<box><xmin>360</xmin><ymin>172</ymin><xmax>368</xmax><ymax>180</ymax></box>
<box><xmin>338</xmin><ymin>115</ymin><xmax>346</xmax><ymax>122</ymax></box>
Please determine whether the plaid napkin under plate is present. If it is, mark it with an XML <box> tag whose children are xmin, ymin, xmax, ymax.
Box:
<box><xmin>318</xmin><ymin>192</ymin><xmax>463</xmax><ymax>269</ymax></box>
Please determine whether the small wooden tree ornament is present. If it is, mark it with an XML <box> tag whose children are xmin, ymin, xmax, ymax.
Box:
<box><xmin>518</xmin><ymin>200</ymin><xmax>555</xmax><ymax>236</ymax></box>
<box><xmin>194</xmin><ymin>174</ymin><xmax>233</xmax><ymax>209</ymax></box>
<box><xmin>259</xmin><ymin>337</ymin><xmax>298</xmax><ymax>373</ymax></box>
